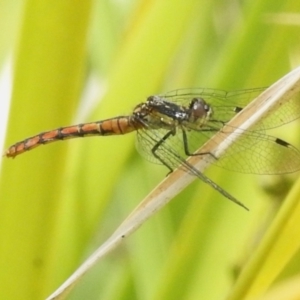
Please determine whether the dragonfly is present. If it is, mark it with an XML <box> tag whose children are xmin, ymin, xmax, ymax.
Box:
<box><xmin>4</xmin><ymin>87</ymin><xmax>300</xmax><ymax>209</ymax></box>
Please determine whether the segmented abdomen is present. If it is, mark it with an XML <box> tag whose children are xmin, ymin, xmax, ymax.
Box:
<box><xmin>5</xmin><ymin>116</ymin><xmax>140</xmax><ymax>158</ymax></box>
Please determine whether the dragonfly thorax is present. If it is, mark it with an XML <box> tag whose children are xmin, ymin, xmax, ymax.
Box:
<box><xmin>133</xmin><ymin>96</ymin><xmax>186</xmax><ymax>130</ymax></box>
<box><xmin>133</xmin><ymin>95</ymin><xmax>213</xmax><ymax>131</ymax></box>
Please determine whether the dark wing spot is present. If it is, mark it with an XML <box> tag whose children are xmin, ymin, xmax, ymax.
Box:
<box><xmin>275</xmin><ymin>138</ymin><xmax>290</xmax><ymax>147</ymax></box>
<box><xmin>234</xmin><ymin>107</ymin><xmax>243</xmax><ymax>113</ymax></box>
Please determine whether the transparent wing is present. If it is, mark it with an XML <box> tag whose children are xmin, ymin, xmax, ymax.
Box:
<box><xmin>184</xmin><ymin>126</ymin><xmax>300</xmax><ymax>174</ymax></box>
<box><xmin>214</xmin><ymin>129</ymin><xmax>300</xmax><ymax>174</ymax></box>
<box><xmin>136</xmin><ymin>87</ymin><xmax>300</xmax><ymax>175</ymax></box>
<box><xmin>136</xmin><ymin>128</ymin><xmax>192</xmax><ymax>173</ymax></box>
<box><xmin>136</xmin><ymin>125</ymin><xmax>300</xmax><ymax>175</ymax></box>
<box><xmin>160</xmin><ymin>87</ymin><xmax>300</xmax><ymax>130</ymax></box>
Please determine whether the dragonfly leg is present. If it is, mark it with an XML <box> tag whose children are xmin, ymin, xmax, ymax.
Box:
<box><xmin>152</xmin><ymin>130</ymin><xmax>175</xmax><ymax>173</ymax></box>
<box><xmin>182</xmin><ymin>129</ymin><xmax>218</xmax><ymax>160</ymax></box>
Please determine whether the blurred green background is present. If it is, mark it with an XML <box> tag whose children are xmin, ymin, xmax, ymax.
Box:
<box><xmin>1</xmin><ymin>0</ymin><xmax>300</xmax><ymax>299</ymax></box>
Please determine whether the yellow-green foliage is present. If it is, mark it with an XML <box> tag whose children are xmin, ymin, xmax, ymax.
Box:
<box><xmin>1</xmin><ymin>0</ymin><xmax>300</xmax><ymax>299</ymax></box>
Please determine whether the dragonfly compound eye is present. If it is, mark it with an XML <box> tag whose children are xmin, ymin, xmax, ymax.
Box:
<box><xmin>189</xmin><ymin>98</ymin><xmax>212</xmax><ymax>121</ymax></box>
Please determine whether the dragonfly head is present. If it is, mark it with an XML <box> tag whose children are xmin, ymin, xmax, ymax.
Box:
<box><xmin>188</xmin><ymin>98</ymin><xmax>213</xmax><ymax>125</ymax></box>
